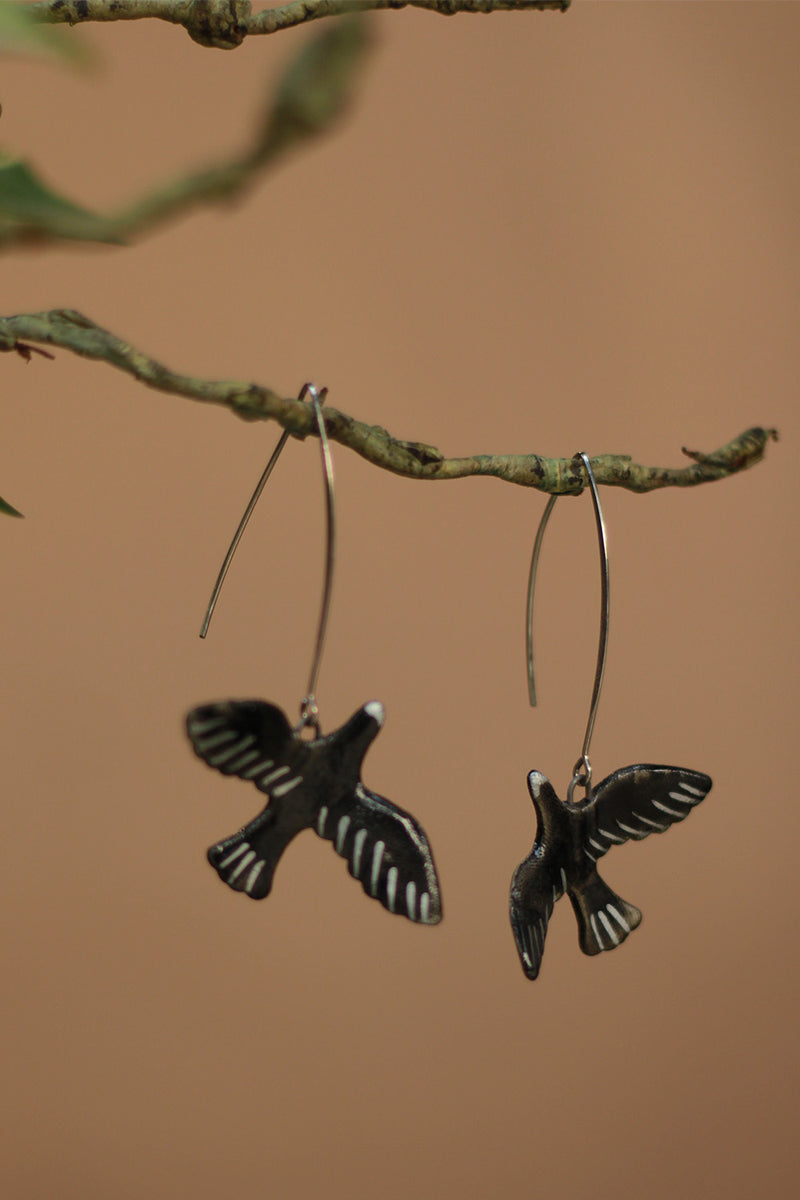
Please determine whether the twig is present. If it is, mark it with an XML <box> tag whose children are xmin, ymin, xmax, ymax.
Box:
<box><xmin>0</xmin><ymin>308</ymin><xmax>777</xmax><ymax>493</ymax></box>
<box><xmin>29</xmin><ymin>1</ymin><xmax>569</xmax><ymax>50</ymax></box>
<box><xmin>0</xmin><ymin>15</ymin><xmax>372</xmax><ymax>247</ymax></box>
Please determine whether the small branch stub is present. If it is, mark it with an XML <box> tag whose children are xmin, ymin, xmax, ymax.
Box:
<box><xmin>185</xmin><ymin>0</ymin><xmax>250</xmax><ymax>48</ymax></box>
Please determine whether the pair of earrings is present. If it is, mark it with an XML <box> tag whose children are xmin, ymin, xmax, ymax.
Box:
<box><xmin>185</xmin><ymin>389</ymin><xmax>712</xmax><ymax>979</ymax></box>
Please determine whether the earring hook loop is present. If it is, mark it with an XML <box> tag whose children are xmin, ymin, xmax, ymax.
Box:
<box><xmin>526</xmin><ymin>452</ymin><xmax>610</xmax><ymax>800</ymax></box>
<box><xmin>198</xmin><ymin>382</ymin><xmax>335</xmax><ymax>736</ymax></box>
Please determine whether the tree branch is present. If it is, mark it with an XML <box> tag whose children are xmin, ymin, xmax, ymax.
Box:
<box><xmin>29</xmin><ymin>1</ymin><xmax>569</xmax><ymax>50</ymax></box>
<box><xmin>0</xmin><ymin>308</ymin><xmax>777</xmax><ymax>493</ymax></box>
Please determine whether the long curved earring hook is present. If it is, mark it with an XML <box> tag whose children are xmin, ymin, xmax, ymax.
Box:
<box><xmin>200</xmin><ymin>384</ymin><xmax>329</xmax><ymax>639</ymax></box>
<box><xmin>299</xmin><ymin>387</ymin><xmax>335</xmax><ymax>735</ymax></box>
<box><xmin>198</xmin><ymin>382</ymin><xmax>335</xmax><ymax>735</ymax></box>
<box><xmin>526</xmin><ymin>452</ymin><xmax>610</xmax><ymax>800</ymax></box>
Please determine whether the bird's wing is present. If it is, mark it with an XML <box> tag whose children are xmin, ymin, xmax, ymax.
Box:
<box><xmin>509</xmin><ymin>852</ymin><xmax>568</xmax><ymax>980</ymax></box>
<box><xmin>316</xmin><ymin>783</ymin><xmax>442</xmax><ymax>924</ymax></box>
<box><xmin>579</xmin><ymin>764</ymin><xmax>712</xmax><ymax>865</ymax></box>
<box><xmin>186</xmin><ymin>700</ymin><xmax>308</xmax><ymax>797</ymax></box>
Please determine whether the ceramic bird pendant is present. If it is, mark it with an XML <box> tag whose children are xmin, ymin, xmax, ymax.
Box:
<box><xmin>509</xmin><ymin>764</ymin><xmax>712</xmax><ymax>979</ymax></box>
<box><xmin>186</xmin><ymin>698</ymin><xmax>442</xmax><ymax>924</ymax></box>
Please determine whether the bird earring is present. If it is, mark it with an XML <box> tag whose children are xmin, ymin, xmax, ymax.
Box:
<box><xmin>186</xmin><ymin>385</ymin><xmax>442</xmax><ymax>925</ymax></box>
<box><xmin>509</xmin><ymin>453</ymin><xmax>712</xmax><ymax>980</ymax></box>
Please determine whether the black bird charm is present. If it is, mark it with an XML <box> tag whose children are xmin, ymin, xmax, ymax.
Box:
<box><xmin>509</xmin><ymin>764</ymin><xmax>712</xmax><ymax>979</ymax></box>
<box><xmin>186</xmin><ymin>698</ymin><xmax>442</xmax><ymax>924</ymax></box>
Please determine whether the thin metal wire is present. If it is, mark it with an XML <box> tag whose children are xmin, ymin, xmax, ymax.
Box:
<box><xmin>197</xmin><ymin>382</ymin><xmax>336</xmax><ymax>733</ymax></box>
<box><xmin>199</xmin><ymin>384</ymin><xmax>328</xmax><ymax>639</ymax></box>
<box><xmin>526</xmin><ymin>493</ymin><xmax>557</xmax><ymax>707</ymax></box>
<box><xmin>298</xmin><ymin>387</ymin><xmax>336</xmax><ymax>733</ymax></box>
<box><xmin>200</xmin><ymin>431</ymin><xmax>290</xmax><ymax>639</ymax></box>
<box><xmin>526</xmin><ymin>453</ymin><xmax>610</xmax><ymax>800</ymax></box>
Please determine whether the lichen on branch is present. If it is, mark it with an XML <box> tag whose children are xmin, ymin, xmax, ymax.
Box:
<box><xmin>0</xmin><ymin>308</ymin><xmax>777</xmax><ymax>494</ymax></box>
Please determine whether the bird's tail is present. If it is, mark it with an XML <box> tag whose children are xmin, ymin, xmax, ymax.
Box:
<box><xmin>207</xmin><ymin>813</ymin><xmax>293</xmax><ymax>901</ymax></box>
<box><xmin>568</xmin><ymin>871</ymin><xmax>642</xmax><ymax>956</ymax></box>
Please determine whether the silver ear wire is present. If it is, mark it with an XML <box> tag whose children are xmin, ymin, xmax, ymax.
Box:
<box><xmin>200</xmin><ymin>430</ymin><xmax>291</xmax><ymax>640</ymax></box>
<box><xmin>298</xmin><ymin>385</ymin><xmax>335</xmax><ymax>735</ymax></box>
<box><xmin>525</xmin><ymin>493</ymin><xmax>557</xmax><ymax>708</ymax></box>
<box><xmin>198</xmin><ymin>382</ymin><xmax>335</xmax><ymax>735</ymax></box>
<box><xmin>526</xmin><ymin>453</ymin><xmax>610</xmax><ymax>800</ymax></box>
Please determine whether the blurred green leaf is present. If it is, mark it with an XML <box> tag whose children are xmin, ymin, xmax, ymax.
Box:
<box><xmin>0</xmin><ymin>2</ymin><xmax>91</xmax><ymax>66</ymax></box>
<box><xmin>0</xmin><ymin>155</ymin><xmax>119</xmax><ymax>243</ymax></box>
<box><xmin>261</xmin><ymin>14</ymin><xmax>373</xmax><ymax>149</ymax></box>
<box><xmin>0</xmin><ymin>492</ymin><xmax>23</xmax><ymax>518</ymax></box>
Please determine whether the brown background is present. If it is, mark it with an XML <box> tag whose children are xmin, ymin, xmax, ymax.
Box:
<box><xmin>2</xmin><ymin>4</ymin><xmax>798</xmax><ymax>1198</ymax></box>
